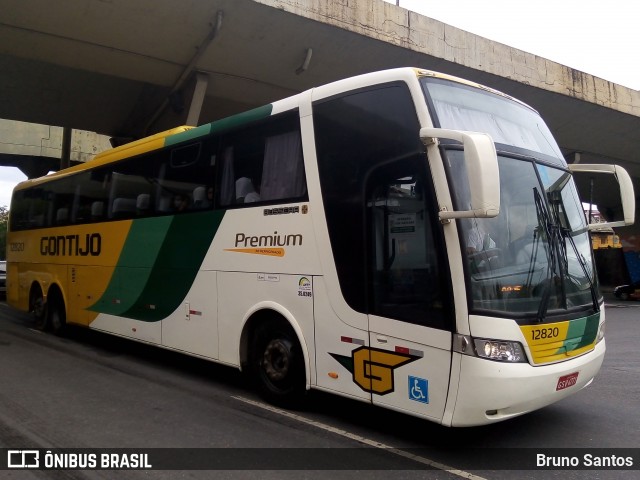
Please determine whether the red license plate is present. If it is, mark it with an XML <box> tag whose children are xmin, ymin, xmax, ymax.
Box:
<box><xmin>556</xmin><ymin>372</ymin><xmax>579</xmax><ymax>391</ymax></box>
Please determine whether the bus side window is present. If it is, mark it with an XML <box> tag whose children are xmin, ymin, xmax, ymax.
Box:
<box><xmin>11</xmin><ymin>188</ymin><xmax>48</xmax><ymax>230</ymax></box>
<box><xmin>136</xmin><ymin>193</ymin><xmax>151</xmax><ymax>215</ymax></box>
<box><xmin>218</xmin><ymin>111</ymin><xmax>307</xmax><ymax>207</ymax></box>
<box><xmin>56</xmin><ymin>207</ymin><xmax>70</xmax><ymax>225</ymax></box>
<box><xmin>111</xmin><ymin>198</ymin><xmax>137</xmax><ymax>219</ymax></box>
<box><xmin>70</xmin><ymin>170</ymin><xmax>109</xmax><ymax>224</ymax></box>
<box><xmin>161</xmin><ymin>141</ymin><xmax>215</xmax><ymax>213</ymax></box>
<box><xmin>192</xmin><ymin>187</ymin><xmax>205</xmax><ymax>207</ymax></box>
<box><xmin>91</xmin><ymin>201</ymin><xmax>105</xmax><ymax>221</ymax></box>
<box><xmin>260</xmin><ymin>130</ymin><xmax>305</xmax><ymax>202</ymax></box>
<box><xmin>49</xmin><ymin>177</ymin><xmax>75</xmax><ymax>226</ymax></box>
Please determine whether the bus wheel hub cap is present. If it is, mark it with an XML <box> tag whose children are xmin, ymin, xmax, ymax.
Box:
<box><xmin>263</xmin><ymin>339</ymin><xmax>291</xmax><ymax>381</ymax></box>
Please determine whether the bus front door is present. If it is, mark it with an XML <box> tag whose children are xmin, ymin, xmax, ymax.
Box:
<box><xmin>366</xmin><ymin>160</ymin><xmax>453</xmax><ymax>422</ymax></box>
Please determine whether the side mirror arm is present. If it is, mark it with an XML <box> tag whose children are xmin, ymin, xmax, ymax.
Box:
<box><xmin>420</xmin><ymin>127</ymin><xmax>500</xmax><ymax>220</ymax></box>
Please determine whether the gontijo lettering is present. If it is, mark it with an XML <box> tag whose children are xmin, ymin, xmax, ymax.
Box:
<box><xmin>40</xmin><ymin>233</ymin><xmax>101</xmax><ymax>256</ymax></box>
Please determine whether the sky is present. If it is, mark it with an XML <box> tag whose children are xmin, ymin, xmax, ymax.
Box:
<box><xmin>1</xmin><ymin>0</ymin><xmax>638</xmax><ymax>208</ymax></box>
<box><xmin>388</xmin><ymin>0</ymin><xmax>639</xmax><ymax>90</ymax></box>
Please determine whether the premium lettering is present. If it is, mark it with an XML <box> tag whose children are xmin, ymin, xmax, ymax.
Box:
<box><xmin>40</xmin><ymin>233</ymin><xmax>101</xmax><ymax>256</ymax></box>
<box><xmin>235</xmin><ymin>231</ymin><xmax>302</xmax><ymax>248</ymax></box>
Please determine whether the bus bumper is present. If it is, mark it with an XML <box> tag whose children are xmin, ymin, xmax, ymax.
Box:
<box><xmin>450</xmin><ymin>339</ymin><xmax>605</xmax><ymax>426</ymax></box>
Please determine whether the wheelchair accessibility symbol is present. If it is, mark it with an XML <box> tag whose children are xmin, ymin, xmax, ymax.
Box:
<box><xmin>408</xmin><ymin>376</ymin><xmax>429</xmax><ymax>404</ymax></box>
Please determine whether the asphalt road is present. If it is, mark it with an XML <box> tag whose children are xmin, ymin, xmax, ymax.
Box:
<box><xmin>0</xmin><ymin>298</ymin><xmax>638</xmax><ymax>480</ymax></box>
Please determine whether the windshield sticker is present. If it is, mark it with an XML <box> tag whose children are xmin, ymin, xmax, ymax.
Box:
<box><xmin>537</xmin><ymin>164</ymin><xmax>551</xmax><ymax>187</ymax></box>
<box><xmin>389</xmin><ymin>214</ymin><xmax>416</xmax><ymax>236</ymax></box>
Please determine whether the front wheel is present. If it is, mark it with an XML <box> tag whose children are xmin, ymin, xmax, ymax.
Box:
<box><xmin>252</xmin><ymin>321</ymin><xmax>305</xmax><ymax>406</ymax></box>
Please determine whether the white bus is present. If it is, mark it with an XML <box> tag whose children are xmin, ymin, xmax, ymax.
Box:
<box><xmin>7</xmin><ymin>68</ymin><xmax>634</xmax><ymax>426</ymax></box>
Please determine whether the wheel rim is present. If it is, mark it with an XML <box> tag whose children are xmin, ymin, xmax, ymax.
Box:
<box><xmin>262</xmin><ymin>338</ymin><xmax>293</xmax><ymax>382</ymax></box>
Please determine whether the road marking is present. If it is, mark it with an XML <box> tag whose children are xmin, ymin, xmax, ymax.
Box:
<box><xmin>232</xmin><ymin>395</ymin><xmax>487</xmax><ymax>480</ymax></box>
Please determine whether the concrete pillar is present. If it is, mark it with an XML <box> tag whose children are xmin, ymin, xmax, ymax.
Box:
<box><xmin>186</xmin><ymin>72</ymin><xmax>209</xmax><ymax>127</ymax></box>
<box><xmin>60</xmin><ymin>127</ymin><xmax>72</xmax><ymax>170</ymax></box>
<box><xmin>145</xmin><ymin>72</ymin><xmax>210</xmax><ymax>134</ymax></box>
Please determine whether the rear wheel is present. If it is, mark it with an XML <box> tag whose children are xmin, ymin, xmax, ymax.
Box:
<box><xmin>620</xmin><ymin>291</ymin><xmax>630</xmax><ymax>301</ymax></box>
<box><xmin>30</xmin><ymin>288</ymin><xmax>48</xmax><ymax>331</ymax></box>
<box><xmin>252</xmin><ymin>320</ymin><xmax>305</xmax><ymax>406</ymax></box>
<box><xmin>48</xmin><ymin>291</ymin><xmax>67</xmax><ymax>336</ymax></box>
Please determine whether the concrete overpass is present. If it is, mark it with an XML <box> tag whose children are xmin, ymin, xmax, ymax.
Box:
<box><xmin>1</xmin><ymin>0</ymin><xmax>639</xmax><ymax>280</ymax></box>
<box><xmin>1</xmin><ymin>0</ymin><xmax>638</xmax><ymax>158</ymax></box>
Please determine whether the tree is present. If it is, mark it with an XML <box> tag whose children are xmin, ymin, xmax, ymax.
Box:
<box><xmin>0</xmin><ymin>206</ymin><xmax>8</xmax><ymax>260</ymax></box>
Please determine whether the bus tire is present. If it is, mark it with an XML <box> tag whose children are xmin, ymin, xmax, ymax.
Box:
<box><xmin>251</xmin><ymin>319</ymin><xmax>305</xmax><ymax>406</ymax></box>
<box><xmin>30</xmin><ymin>287</ymin><xmax>48</xmax><ymax>331</ymax></box>
<box><xmin>48</xmin><ymin>288</ymin><xmax>67</xmax><ymax>336</ymax></box>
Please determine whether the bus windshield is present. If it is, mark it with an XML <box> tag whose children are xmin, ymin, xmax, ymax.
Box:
<box><xmin>421</xmin><ymin>77</ymin><xmax>564</xmax><ymax>163</ymax></box>
<box><xmin>421</xmin><ymin>77</ymin><xmax>597</xmax><ymax>319</ymax></box>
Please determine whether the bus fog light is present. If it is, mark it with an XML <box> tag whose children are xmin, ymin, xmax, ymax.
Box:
<box><xmin>474</xmin><ymin>339</ymin><xmax>526</xmax><ymax>363</ymax></box>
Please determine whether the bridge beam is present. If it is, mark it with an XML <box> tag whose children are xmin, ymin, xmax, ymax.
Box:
<box><xmin>0</xmin><ymin>153</ymin><xmax>78</xmax><ymax>179</ymax></box>
<box><xmin>0</xmin><ymin>153</ymin><xmax>59</xmax><ymax>179</ymax></box>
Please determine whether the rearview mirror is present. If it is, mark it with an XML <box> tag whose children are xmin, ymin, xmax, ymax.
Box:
<box><xmin>420</xmin><ymin>127</ymin><xmax>499</xmax><ymax>220</ymax></box>
<box><xmin>569</xmin><ymin>163</ymin><xmax>635</xmax><ymax>229</ymax></box>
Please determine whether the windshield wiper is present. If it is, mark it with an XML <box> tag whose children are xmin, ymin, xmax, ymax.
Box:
<box><xmin>533</xmin><ymin>187</ymin><xmax>564</xmax><ymax>322</ymax></box>
<box><xmin>563</xmin><ymin>227</ymin><xmax>600</xmax><ymax>313</ymax></box>
<box><xmin>533</xmin><ymin>185</ymin><xmax>599</xmax><ymax>321</ymax></box>
<box><xmin>546</xmin><ymin>183</ymin><xmax>600</xmax><ymax>314</ymax></box>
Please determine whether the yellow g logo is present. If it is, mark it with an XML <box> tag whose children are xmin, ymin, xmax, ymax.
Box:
<box><xmin>331</xmin><ymin>346</ymin><xmax>418</xmax><ymax>395</ymax></box>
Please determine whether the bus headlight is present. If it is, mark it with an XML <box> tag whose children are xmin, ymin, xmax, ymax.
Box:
<box><xmin>453</xmin><ymin>334</ymin><xmax>527</xmax><ymax>363</ymax></box>
<box><xmin>596</xmin><ymin>321</ymin><xmax>605</xmax><ymax>344</ymax></box>
<box><xmin>473</xmin><ymin>338</ymin><xmax>526</xmax><ymax>363</ymax></box>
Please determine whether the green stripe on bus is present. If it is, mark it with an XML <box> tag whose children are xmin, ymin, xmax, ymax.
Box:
<box><xmin>556</xmin><ymin>312</ymin><xmax>599</xmax><ymax>354</ymax></box>
<box><xmin>122</xmin><ymin>210</ymin><xmax>225</xmax><ymax>321</ymax></box>
<box><xmin>164</xmin><ymin>104</ymin><xmax>272</xmax><ymax>147</ymax></box>
<box><xmin>88</xmin><ymin>216</ymin><xmax>173</xmax><ymax>316</ymax></box>
<box><xmin>88</xmin><ymin>211</ymin><xmax>224</xmax><ymax>321</ymax></box>
<box><xmin>208</xmin><ymin>104</ymin><xmax>273</xmax><ymax>135</ymax></box>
